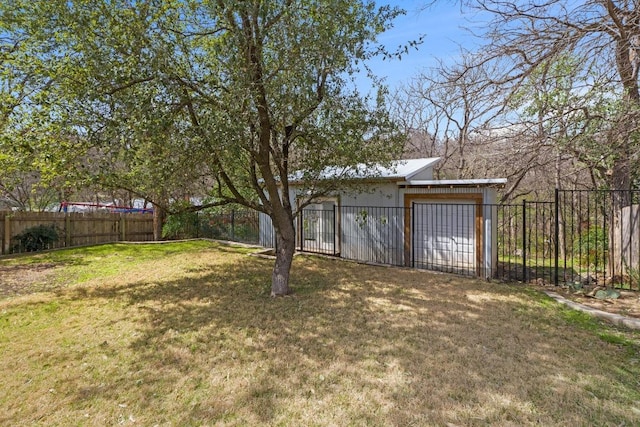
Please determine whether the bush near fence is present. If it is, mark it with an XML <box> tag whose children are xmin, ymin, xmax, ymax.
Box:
<box><xmin>1</xmin><ymin>211</ymin><xmax>154</xmax><ymax>255</ymax></box>
<box><xmin>163</xmin><ymin>209</ymin><xmax>260</xmax><ymax>245</ymax></box>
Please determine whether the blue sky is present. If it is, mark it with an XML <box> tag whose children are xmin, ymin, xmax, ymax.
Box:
<box><xmin>359</xmin><ymin>1</ymin><xmax>484</xmax><ymax>91</ymax></box>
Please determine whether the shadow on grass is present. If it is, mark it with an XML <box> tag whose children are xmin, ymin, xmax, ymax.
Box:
<box><xmin>495</xmin><ymin>260</ymin><xmax>579</xmax><ymax>284</ymax></box>
<box><xmin>0</xmin><ymin>241</ymin><xmax>236</xmax><ymax>300</ymax></box>
<box><xmin>64</xmin><ymin>252</ymin><xmax>640</xmax><ymax>426</ymax></box>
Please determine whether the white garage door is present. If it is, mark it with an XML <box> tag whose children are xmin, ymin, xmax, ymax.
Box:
<box><xmin>413</xmin><ymin>201</ymin><xmax>476</xmax><ymax>274</ymax></box>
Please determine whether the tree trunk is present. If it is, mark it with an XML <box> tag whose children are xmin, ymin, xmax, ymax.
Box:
<box><xmin>153</xmin><ymin>203</ymin><xmax>166</xmax><ymax>241</ymax></box>
<box><xmin>271</xmin><ymin>216</ymin><xmax>296</xmax><ymax>297</ymax></box>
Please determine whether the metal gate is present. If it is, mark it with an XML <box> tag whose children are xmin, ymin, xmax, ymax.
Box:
<box><xmin>299</xmin><ymin>203</ymin><xmax>338</xmax><ymax>255</ymax></box>
<box><xmin>412</xmin><ymin>202</ymin><xmax>477</xmax><ymax>275</ymax></box>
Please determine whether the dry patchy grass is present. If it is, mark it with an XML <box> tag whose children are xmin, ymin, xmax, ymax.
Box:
<box><xmin>1</xmin><ymin>241</ymin><xmax>639</xmax><ymax>426</ymax></box>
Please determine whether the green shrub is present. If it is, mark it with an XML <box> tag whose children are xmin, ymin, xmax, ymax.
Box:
<box><xmin>162</xmin><ymin>206</ymin><xmax>259</xmax><ymax>243</ymax></box>
<box><xmin>12</xmin><ymin>224</ymin><xmax>59</xmax><ymax>253</ymax></box>
<box><xmin>162</xmin><ymin>211</ymin><xmax>200</xmax><ymax>239</ymax></box>
<box><xmin>573</xmin><ymin>225</ymin><xmax>608</xmax><ymax>268</ymax></box>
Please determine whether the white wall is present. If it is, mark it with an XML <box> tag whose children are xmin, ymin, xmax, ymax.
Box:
<box><xmin>409</xmin><ymin>168</ymin><xmax>433</xmax><ymax>181</ymax></box>
<box><xmin>339</xmin><ymin>182</ymin><xmax>399</xmax><ymax>207</ymax></box>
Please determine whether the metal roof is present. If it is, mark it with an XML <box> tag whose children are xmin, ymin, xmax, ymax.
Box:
<box><xmin>289</xmin><ymin>157</ymin><xmax>441</xmax><ymax>183</ymax></box>
<box><xmin>288</xmin><ymin>158</ymin><xmax>507</xmax><ymax>187</ymax></box>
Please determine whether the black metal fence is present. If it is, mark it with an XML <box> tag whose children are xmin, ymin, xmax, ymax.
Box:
<box><xmin>493</xmin><ymin>191</ymin><xmax>640</xmax><ymax>290</ymax></box>
<box><xmin>494</xmin><ymin>201</ymin><xmax>557</xmax><ymax>284</ymax></box>
<box><xmin>299</xmin><ymin>204</ymin><xmax>485</xmax><ymax>275</ymax></box>
<box><xmin>180</xmin><ymin>192</ymin><xmax>640</xmax><ymax>290</ymax></box>
<box><xmin>339</xmin><ymin>206</ymin><xmax>406</xmax><ymax>266</ymax></box>
<box><xmin>291</xmin><ymin>190</ymin><xmax>640</xmax><ymax>290</ymax></box>
<box><xmin>166</xmin><ymin>208</ymin><xmax>260</xmax><ymax>244</ymax></box>
<box><xmin>198</xmin><ymin>209</ymin><xmax>260</xmax><ymax>244</ymax></box>
<box><xmin>299</xmin><ymin>206</ymin><xmax>338</xmax><ymax>255</ymax></box>
<box><xmin>299</xmin><ymin>204</ymin><xmax>496</xmax><ymax>278</ymax></box>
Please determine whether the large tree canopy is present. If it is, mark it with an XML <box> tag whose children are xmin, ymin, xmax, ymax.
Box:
<box><xmin>0</xmin><ymin>10</ymin><xmax>64</xmax><ymax>209</ymax></box>
<box><xmin>2</xmin><ymin>0</ymin><xmax>406</xmax><ymax>295</ymax></box>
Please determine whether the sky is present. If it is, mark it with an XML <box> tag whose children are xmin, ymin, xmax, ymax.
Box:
<box><xmin>358</xmin><ymin>1</ymin><xmax>485</xmax><ymax>92</ymax></box>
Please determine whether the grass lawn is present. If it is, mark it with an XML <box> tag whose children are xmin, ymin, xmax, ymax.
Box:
<box><xmin>1</xmin><ymin>240</ymin><xmax>639</xmax><ymax>426</ymax></box>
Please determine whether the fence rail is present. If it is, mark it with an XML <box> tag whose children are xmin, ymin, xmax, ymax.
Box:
<box><xmin>1</xmin><ymin>211</ymin><xmax>154</xmax><ymax>255</ymax></box>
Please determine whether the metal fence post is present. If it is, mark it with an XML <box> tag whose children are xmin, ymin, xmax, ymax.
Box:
<box><xmin>300</xmin><ymin>208</ymin><xmax>304</xmax><ymax>252</ymax></box>
<box><xmin>411</xmin><ymin>202</ymin><xmax>415</xmax><ymax>268</ymax></box>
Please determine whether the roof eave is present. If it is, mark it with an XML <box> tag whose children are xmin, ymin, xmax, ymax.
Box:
<box><xmin>398</xmin><ymin>178</ymin><xmax>508</xmax><ymax>188</ymax></box>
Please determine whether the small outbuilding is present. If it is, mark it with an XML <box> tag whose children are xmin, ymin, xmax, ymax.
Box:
<box><xmin>260</xmin><ymin>158</ymin><xmax>507</xmax><ymax>278</ymax></box>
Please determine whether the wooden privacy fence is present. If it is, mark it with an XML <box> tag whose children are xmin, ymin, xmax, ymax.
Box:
<box><xmin>1</xmin><ymin>211</ymin><xmax>154</xmax><ymax>255</ymax></box>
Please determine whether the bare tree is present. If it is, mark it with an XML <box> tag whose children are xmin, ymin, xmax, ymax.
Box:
<box><xmin>388</xmin><ymin>87</ymin><xmax>440</xmax><ymax>155</ymax></box>
<box><xmin>395</xmin><ymin>1</ymin><xmax>637</xmax><ymax>205</ymax></box>
<box><xmin>466</xmin><ymin>0</ymin><xmax>640</xmax><ymax>201</ymax></box>
<box><xmin>389</xmin><ymin>52</ymin><xmax>507</xmax><ymax>180</ymax></box>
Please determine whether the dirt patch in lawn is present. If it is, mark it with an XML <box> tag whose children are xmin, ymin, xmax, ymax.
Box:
<box><xmin>0</xmin><ymin>263</ymin><xmax>61</xmax><ymax>298</ymax></box>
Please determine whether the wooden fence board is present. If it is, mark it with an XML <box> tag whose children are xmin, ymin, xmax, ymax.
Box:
<box><xmin>0</xmin><ymin>211</ymin><xmax>154</xmax><ymax>255</ymax></box>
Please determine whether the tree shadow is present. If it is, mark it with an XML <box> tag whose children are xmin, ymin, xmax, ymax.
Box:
<box><xmin>495</xmin><ymin>260</ymin><xmax>579</xmax><ymax>284</ymax></box>
<box><xmin>62</xmin><ymin>253</ymin><xmax>640</xmax><ymax>425</ymax></box>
